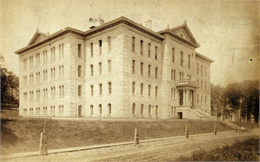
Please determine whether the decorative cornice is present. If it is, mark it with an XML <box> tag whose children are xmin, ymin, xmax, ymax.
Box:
<box><xmin>15</xmin><ymin>17</ymin><xmax>164</xmax><ymax>54</ymax></box>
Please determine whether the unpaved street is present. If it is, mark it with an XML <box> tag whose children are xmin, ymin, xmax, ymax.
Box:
<box><xmin>4</xmin><ymin>130</ymin><xmax>259</xmax><ymax>162</ymax></box>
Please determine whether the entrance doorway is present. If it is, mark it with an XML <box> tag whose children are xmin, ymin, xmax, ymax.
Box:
<box><xmin>78</xmin><ymin>105</ymin><xmax>82</xmax><ymax>117</ymax></box>
<box><xmin>178</xmin><ymin>112</ymin><xmax>183</xmax><ymax>119</ymax></box>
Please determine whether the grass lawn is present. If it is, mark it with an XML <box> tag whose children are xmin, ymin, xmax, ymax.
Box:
<box><xmin>1</xmin><ymin>109</ymin><xmax>234</xmax><ymax>155</ymax></box>
<box><xmin>178</xmin><ymin>137</ymin><xmax>259</xmax><ymax>161</ymax></box>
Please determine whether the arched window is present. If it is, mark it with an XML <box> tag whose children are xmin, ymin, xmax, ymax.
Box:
<box><xmin>99</xmin><ymin>62</ymin><xmax>102</xmax><ymax>75</ymax></box>
<box><xmin>90</xmin><ymin>105</ymin><xmax>93</xmax><ymax>115</ymax></box>
<box><xmin>174</xmin><ymin>70</ymin><xmax>176</xmax><ymax>81</ymax></box>
<box><xmin>155</xmin><ymin>67</ymin><xmax>158</xmax><ymax>79</ymax></box>
<box><xmin>172</xmin><ymin>48</ymin><xmax>175</xmax><ymax>63</ymax></box>
<box><xmin>90</xmin><ymin>64</ymin><xmax>93</xmax><ymax>76</ymax></box>
<box><xmin>132</xmin><ymin>60</ymin><xmax>135</xmax><ymax>73</ymax></box>
<box><xmin>108</xmin><ymin>103</ymin><xmax>111</xmax><ymax>115</ymax></box>
<box><xmin>141</xmin><ymin>104</ymin><xmax>144</xmax><ymax>115</ymax></box>
<box><xmin>78</xmin><ymin>65</ymin><xmax>82</xmax><ymax>77</ymax></box>
<box><xmin>155</xmin><ymin>105</ymin><xmax>158</xmax><ymax>116</ymax></box>
<box><xmin>108</xmin><ymin>82</ymin><xmax>112</xmax><ymax>94</ymax></box>
<box><xmin>78</xmin><ymin>44</ymin><xmax>81</xmax><ymax>58</ymax></box>
<box><xmin>78</xmin><ymin>85</ymin><xmax>82</xmax><ymax>97</ymax></box>
<box><xmin>171</xmin><ymin>69</ymin><xmax>173</xmax><ymax>80</ymax></box>
<box><xmin>148</xmin><ymin>105</ymin><xmax>151</xmax><ymax>115</ymax></box>
<box><xmin>132</xmin><ymin>103</ymin><xmax>136</xmax><ymax>115</ymax></box>
<box><xmin>155</xmin><ymin>86</ymin><xmax>158</xmax><ymax>97</ymax></box>
<box><xmin>99</xmin><ymin>104</ymin><xmax>102</xmax><ymax>115</ymax></box>
<box><xmin>78</xmin><ymin>105</ymin><xmax>82</xmax><ymax>117</ymax></box>
<box><xmin>180</xmin><ymin>51</ymin><xmax>183</xmax><ymax>66</ymax></box>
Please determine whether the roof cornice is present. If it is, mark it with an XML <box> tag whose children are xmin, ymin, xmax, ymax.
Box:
<box><xmin>15</xmin><ymin>16</ymin><xmax>164</xmax><ymax>54</ymax></box>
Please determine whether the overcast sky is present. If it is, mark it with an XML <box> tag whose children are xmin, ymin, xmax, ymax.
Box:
<box><xmin>1</xmin><ymin>0</ymin><xmax>259</xmax><ymax>86</ymax></box>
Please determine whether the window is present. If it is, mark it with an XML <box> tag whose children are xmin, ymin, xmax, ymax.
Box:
<box><xmin>172</xmin><ymin>48</ymin><xmax>175</xmax><ymax>63</ymax></box>
<box><xmin>140</xmin><ymin>83</ymin><xmax>143</xmax><ymax>95</ymax></box>
<box><xmin>140</xmin><ymin>40</ymin><xmax>143</xmax><ymax>55</ymax></box>
<box><xmin>51</xmin><ymin>47</ymin><xmax>55</xmax><ymax>62</ymax></box>
<box><xmin>90</xmin><ymin>64</ymin><xmax>93</xmax><ymax>76</ymax></box>
<box><xmin>148</xmin><ymin>85</ymin><xmax>151</xmax><ymax>96</ymax></box>
<box><xmin>197</xmin><ymin>94</ymin><xmax>199</xmax><ymax>103</ymax></box>
<box><xmin>201</xmin><ymin>65</ymin><xmax>203</xmax><ymax>75</ymax></box>
<box><xmin>155</xmin><ymin>46</ymin><xmax>158</xmax><ymax>60</ymax></box>
<box><xmin>99</xmin><ymin>84</ymin><xmax>102</xmax><ymax>95</ymax></box>
<box><xmin>36</xmin><ymin>53</ymin><xmax>40</xmax><ymax>67</ymax></box>
<box><xmin>99</xmin><ymin>40</ymin><xmax>102</xmax><ymax>55</ymax></box>
<box><xmin>90</xmin><ymin>105</ymin><xmax>93</xmax><ymax>115</ymax></box>
<box><xmin>78</xmin><ymin>65</ymin><xmax>82</xmax><ymax>77</ymax></box>
<box><xmin>155</xmin><ymin>106</ymin><xmax>158</xmax><ymax>116</ymax></box>
<box><xmin>148</xmin><ymin>43</ymin><xmax>151</xmax><ymax>57</ymax></box>
<box><xmin>197</xmin><ymin>63</ymin><xmax>199</xmax><ymax>74</ymax></box>
<box><xmin>23</xmin><ymin>109</ymin><xmax>27</xmax><ymax>116</ymax></box>
<box><xmin>155</xmin><ymin>67</ymin><xmax>158</xmax><ymax>79</ymax></box>
<box><xmin>205</xmin><ymin>81</ymin><xmax>207</xmax><ymax>91</ymax></box>
<box><xmin>188</xmin><ymin>55</ymin><xmax>191</xmax><ymax>69</ymax></box>
<box><xmin>59</xmin><ymin>44</ymin><xmax>62</xmax><ymax>59</ymax></box>
<box><xmin>174</xmin><ymin>88</ymin><xmax>176</xmax><ymax>99</ymax></box>
<box><xmin>171</xmin><ymin>88</ymin><xmax>173</xmax><ymax>98</ymax></box>
<box><xmin>78</xmin><ymin>44</ymin><xmax>81</xmax><ymax>58</ymax></box>
<box><xmin>141</xmin><ymin>104</ymin><xmax>144</xmax><ymax>115</ymax></box>
<box><xmin>148</xmin><ymin>105</ymin><xmax>151</xmax><ymax>115</ymax></box>
<box><xmin>201</xmin><ymin>81</ymin><xmax>203</xmax><ymax>90</ymax></box>
<box><xmin>205</xmin><ymin>66</ymin><xmax>207</xmax><ymax>76</ymax></box>
<box><xmin>155</xmin><ymin>86</ymin><xmax>158</xmax><ymax>97</ymax></box>
<box><xmin>132</xmin><ymin>82</ymin><xmax>135</xmax><ymax>94</ymax></box>
<box><xmin>197</xmin><ymin>79</ymin><xmax>199</xmax><ymax>86</ymax></box>
<box><xmin>99</xmin><ymin>104</ymin><xmax>102</xmax><ymax>115</ymax></box>
<box><xmin>91</xmin><ymin>85</ymin><xmax>94</xmax><ymax>96</ymax></box>
<box><xmin>108</xmin><ymin>82</ymin><xmax>112</xmax><ymax>94</ymax></box>
<box><xmin>140</xmin><ymin>62</ymin><xmax>143</xmax><ymax>75</ymax></box>
<box><xmin>108</xmin><ymin>104</ymin><xmax>111</xmax><ymax>115</ymax></box>
<box><xmin>171</xmin><ymin>69</ymin><xmax>173</xmax><ymax>80</ymax></box>
<box><xmin>148</xmin><ymin>65</ymin><xmax>151</xmax><ymax>77</ymax></box>
<box><xmin>171</xmin><ymin>106</ymin><xmax>174</xmax><ymax>115</ymax></box>
<box><xmin>99</xmin><ymin>62</ymin><xmax>102</xmax><ymax>75</ymax></box>
<box><xmin>108</xmin><ymin>36</ymin><xmax>111</xmax><ymax>52</ymax></box>
<box><xmin>132</xmin><ymin>37</ymin><xmax>135</xmax><ymax>52</ymax></box>
<box><xmin>108</xmin><ymin>60</ymin><xmax>111</xmax><ymax>73</ymax></box>
<box><xmin>43</xmin><ymin>107</ymin><xmax>47</xmax><ymax>116</ymax></box>
<box><xmin>174</xmin><ymin>70</ymin><xmax>176</xmax><ymax>81</ymax></box>
<box><xmin>78</xmin><ymin>85</ymin><xmax>82</xmax><ymax>97</ymax></box>
<box><xmin>180</xmin><ymin>51</ymin><xmax>183</xmax><ymax>66</ymax></box>
<box><xmin>90</xmin><ymin>43</ymin><xmax>93</xmax><ymax>57</ymax></box>
<box><xmin>201</xmin><ymin>95</ymin><xmax>203</xmax><ymax>104</ymax></box>
<box><xmin>132</xmin><ymin>60</ymin><xmax>135</xmax><ymax>73</ymax></box>
<box><xmin>132</xmin><ymin>103</ymin><xmax>135</xmax><ymax>115</ymax></box>
<box><xmin>205</xmin><ymin>96</ymin><xmax>207</xmax><ymax>104</ymax></box>
<box><xmin>23</xmin><ymin>58</ymin><xmax>27</xmax><ymax>70</ymax></box>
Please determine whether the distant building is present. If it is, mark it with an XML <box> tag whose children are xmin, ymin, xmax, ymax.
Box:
<box><xmin>15</xmin><ymin>16</ymin><xmax>213</xmax><ymax>119</ymax></box>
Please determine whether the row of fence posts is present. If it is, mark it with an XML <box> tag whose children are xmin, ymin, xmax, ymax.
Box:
<box><xmin>38</xmin><ymin>123</ymin><xmax>255</xmax><ymax>155</ymax></box>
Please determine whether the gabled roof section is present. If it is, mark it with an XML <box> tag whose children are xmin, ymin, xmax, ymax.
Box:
<box><xmin>195</xmin><ymin>52</ymin><xmax>214</xmax><ymax>63</ymax></box>
<box><xmin>27</xmin><ymin>30</ymin><xmax>48</xmax><ymax>46</ymax></box>
<box><xmin>158</xmin><ymin>21</ymin><xmax>200</xmax><ymax>48</ymax></box>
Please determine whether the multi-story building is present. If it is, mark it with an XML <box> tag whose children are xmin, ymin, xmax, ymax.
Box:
<box><xmin>15</xmin><ymin>17</ymin><xmax>213</xmax><ymax>119</ymax></box>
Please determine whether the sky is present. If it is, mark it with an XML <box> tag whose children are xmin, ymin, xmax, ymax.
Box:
<box><xmin>0</xmin><ymin>0</ymin><xmax>259</xmax><ymax>86</ymax></box>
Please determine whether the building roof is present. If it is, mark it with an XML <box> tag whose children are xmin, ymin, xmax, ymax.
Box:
<box><xmin>15</xmin><ymin>16</ymin><xmax>202</xmax><ymax>54</ymax></box>
<box><xmin>195</xmin><ymin>52</ymin><xmax>214</xmax><ymax>63</ymax></box>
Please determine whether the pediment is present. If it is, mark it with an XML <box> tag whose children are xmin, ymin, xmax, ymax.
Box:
<box><xmin>170</xmin><ymin>23</ymin><xmax>199</xmax><ymax>46</ymax></box>
<box><xmin>28</xmin><ymin>31</ymin><xmax>48</xmax><ymax>46</ymax></box>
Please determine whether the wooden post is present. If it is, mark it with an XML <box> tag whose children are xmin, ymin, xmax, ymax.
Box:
<box><xmin>214</xmin><ymin>125</ymin><xmax>217</xmax><ymax>135</ymax></box>
<box><xmin>185</xmin><ymin>126</ymin><xmax>189</xmax><ymax>138</ymax></box>
<box><xmin>134</xmin><ymin>128</ymin><xmax>137</xmax><ymax>146</ymax></box>
<box><xmin>39</xmin><ymin>132</ymin><xmax>43</xmax><ymax>156</ymax></box>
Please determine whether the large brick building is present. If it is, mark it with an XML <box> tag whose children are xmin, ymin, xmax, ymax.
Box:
<box><xmin>15</xmin><ymin>17</ymin><xmax>213</xmax><ymax>119</ymax></box>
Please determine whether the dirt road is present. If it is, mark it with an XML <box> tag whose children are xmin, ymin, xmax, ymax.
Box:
<box><xmin>4</xmin><ymin>130</ymin><xmax>259</xmax><ymax>162</ymax></box>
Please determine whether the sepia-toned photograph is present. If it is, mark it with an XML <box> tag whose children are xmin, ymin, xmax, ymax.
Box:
<box><xmin>0</xmin><ymin>0</ymin><xmax>259</xmax><ymax>161</ymax></box>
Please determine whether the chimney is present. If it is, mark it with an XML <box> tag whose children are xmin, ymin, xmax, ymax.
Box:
<box><xmin>165</xmin><ymin>24</ymin><xmax>170</xmax><ymax>29</ymax></box>
<box><xmin>145</xmin><ymin>20</ymin><xmax>152</xmax><ymax>30</ymax></box>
